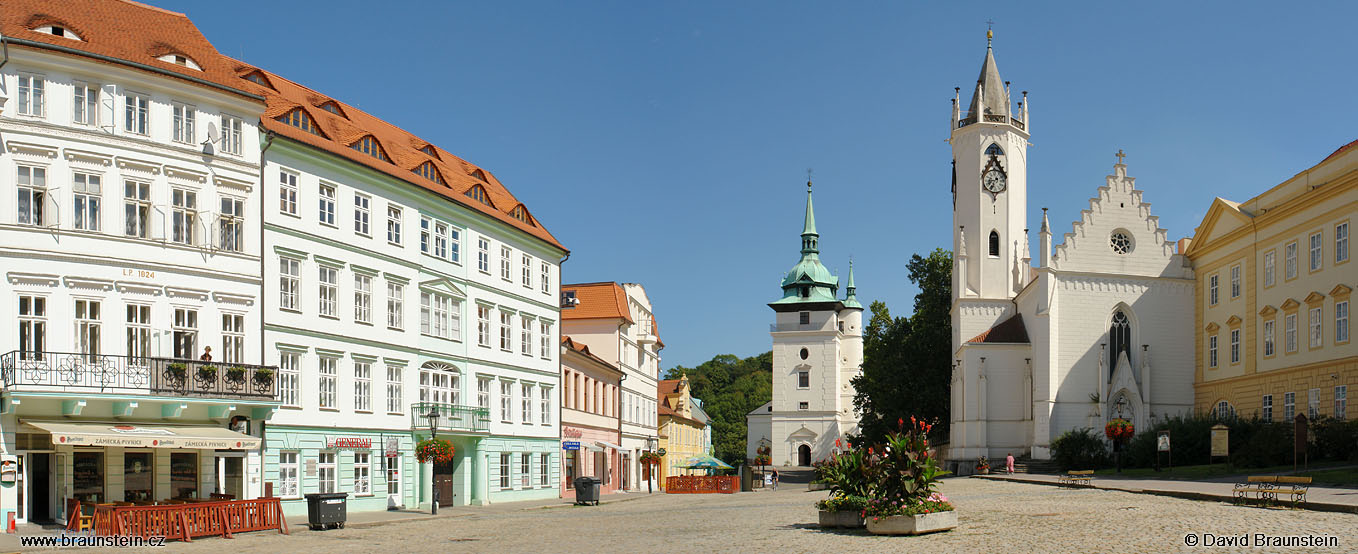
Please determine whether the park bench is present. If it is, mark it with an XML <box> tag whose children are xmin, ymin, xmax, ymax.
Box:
<box><xmin>1057</xmin><ymin>470</ymin><xmax>1094</xmax><ymax>487</ymax></box>
<box><xmin>1276</xmin><ymin>476</ymin><xmax>1311</xmax><ymax>509</ymax></box>
<box><xmin>1232</xmin><ymin>476</ymin><xmax>1279</xmax><ymax>506</ymax></box>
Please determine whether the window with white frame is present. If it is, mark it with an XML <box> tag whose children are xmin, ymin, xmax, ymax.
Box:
<box><xmin>1284</xmin><ymin>391</ymin><xmax>1296</xmax><ymax>421</ymax></box>
<box><xmin>1216</xmin><ymin>401</ymin><xmax>1233</xmax><ymax>420</ymax></box>
<box><xmin>220</xmin><ymin>114</ymin><xmax>243</xmax><ymax>155</ymax></box>
<box><xmin>1286</xmin><ymin>313</ymin><xmax>1297</xmax><ymax>353</ymax></box>
<box><xmin>222</xmin><ymin>313</ymin><xmax>244</xmax><ymax>364</ymax></box>
<box><xmin>318</xmin><ymin>184</ymin><xmax>336</xmax><ymax>226</ymax></box>
<box><xmin>279</xmin><ymin>257</ymin><xmax>300</xmax><ymax>311</ymax></box>
<box><xmin>1262</xmin><ymin>394</ymin><xmax>1273</xmax><ymax>422</ymax></box>
<box><xmin>17</xmin><ymin>166</ymin><xmax>46</xmax><ymax>226</ymax></box>
<box><xmin>420</xmin><ymin>292</ymin><xmax>459</xmax><ymax>340</ymax></box>
<box><xmin>75</xmin><ymin>299</ymin><xmax>101</xmax><ymax>358</ymax></box>
<box><xmin>500</xmin><ymin>312</ymin><xmax>512</xmax><ymax>351</ymax></box>
<box><xmin>540</xmin><ymin>386</ymin><xmax>550</xmax><ymax>425</ymax></box>
<box><xmin>500</xmin><ymin>246</ymin><xmax>511</xmax><ymax>280</ymax></box>
<box><xmin>478</xmin><ymin>377</ymin><xmax>491</xmax><ymax>411</ymax></box>
<box><xmin>318</xmin><ymin>266</ymin><xmax>338</xmax><ymax>318</ymax></box>
<box><xmin>1230</xmin><ymin>265</ymin><xmax>1240</xmax><ymax>299</ymax></box>
<box><xmin>540</xmin><ymin>453</ymin><xmax>549</xmax><ymax>485</ymax></box>
<box><xmin>522</xmin><ymin>254</ymin><xmax>532</xmax><ymax>288</ymax></box>
<box><xmin>434</xmin><ymin>221</ymin><xmax>449</xmax><ymax>259</ymax></box>
<box><xmin>499</xmin><ymin>453</ymin><xmax>511</xmax><ymax>489</ymax></box>
<box><xmin>521</xmin><ymin>453</ymin><xmax>531</xmax><ymax>488</ymax></box>
<box><xmin>73</xmin><ymin>82</ymin><xmax>98</xmax><ymax>126</ymax></box>
<box><xmin>1309</xmin><ymin>232</ymin><xmax>1323</xmax><ymax>271</ymax></box>
<box><xmin>219</xmin><ymin>196</ymin><xmax>245</xmax><ymax>252</ymax></box>
<box><xmin>318</xmin><ymin>356</ymin><xmax>337</xmax><ymax>409</ymax></box>
<box><xmin>500</xmin><ymin>380</ymin><xmax>513</xmax><ymax>423</ymax></box>
<box><xmin>1208</xmin><ymin>274</ymin><xmax>1218</xmax><ymax>305</ymax></box>
<box><xmin>172</xmin><ymin>102</ymin><xmax>195</xmax><ymax>144</ymax></box>
<box><xmin>798</xmin><ymin>371</ymin><xmax>810</xmax><ymax>388</ymax></box>
<box><xmin>171</xmin><ymin>188</ymin><xmax>196</xmax><ymax>245</ymax></box>
<box><xmin>387</xmin><ymin>206</ymin><xmax>402</xmax><ymax>244</ymax></box>
<box><xmin>354</xmin><ymin>274</ymin><xmax>373</xmax><ymax>324</ymax></box>
<box><xmin>1310</xmin><ymin>307</ymin><xmax>1322</xmax><ymax>348</ymax></box>
<box><xmin>386</xmin><ymin>365</ymin><xmax>404</xmax><ymax>413</ymax></box>
<box><xmin>354</xmin><ymin>360</ymin><xmax>372</xmax><ymax>412</ymax></box>
<box><xmin>1336</xmin><ymin>385</ymin><xmax>1348</xmax><ymax>420</ymax></box>
<box><xmin>477</xmin><ymin>306</ymin><xmax>491</xmax><ymax>347</ymax></box>
<box><xmin>419</xmin><ymin>363</ymin><xmax>457</xmax><ymax>405</ymax></box>
<box><xmin>279</xmin><ymin>170</ymin><xmax>298</xmax><ymax>215</ymax></box>
<box><xmin>540</xmin><ymin>321</ymin><xmax>551</xmax><ymax>359</ymax></box>
<box><xmin>278</xmin><ymin>452</ymin><xmax>299</xmax><ymax>498</ymax></box>
<box><xmin>126</xmin><ymin>303</ymin><xmax>150</xmax><ymax>360</ymax></box>
<box><xmin>354</xmin><ymin>193</ymin><xmax>370</xmax><ymax>235</ymax></box>
<box><xmin>387</xmin><ymin>281</ymin><xmax>404</xmax><ymax>329</ymax></box>
<box><xmin>1263</xmin><ymin>319</ymin><xmax>1275</xmax><ymax>357</ymax></box>
<box><xmin>18</xmin><ymin>74</ymin><xmax>45</xmax><ymax>117</ymax></box>
<box><xmin>72</xmin><ymin>173</ymin><xmax>102</xmax><ymax>231</ymax></box>
<box><xmin>172</xmin><ymin>307</ymin><xmax>197</xmax><ymax>359</ymax></box>
<box><xmin>520</xmin><ymin>316</ymin><xmax>533</xmax><ymax>356</ymax></box>
<box><xmin>1337</xmin><ymin>222</ymin><xmax>1349</xmax><ymax>263</ymax></box>
<box><xmin>124</xmin><ymin>92</ymin><xmax>148</xmax><ymax>134</ymax></box>
<box><xmin>1337</xmin><ymin>300</ymin><xmax>1349</xmax><ymax>343</ymax></box>
<box><xmin>477</xmin><ymin>238</ymin><xmax>490</xmax><ymax>273</ymax></box>
<box><xmin>318</xmin><ymin>453</ymin><xmax>337</xmax><ymax>493</ymax></box>
<box><xmin>385</xmin><ymin>456</ymin><xmax>400</xmax><ymax>495</ymax></box>
<box><xmin>540</xmin><ymin>262</ymin><xmax>550</xmax><ymax>294</ymax></box>
<box><xmin>1263</xmin><ymin>250</ymin><xmax>1275</xmax><ymax>287</ymax></box>
<box><xmin>278</xmin><ymin>351</ymin><xmax>300</xmax><ymax>407</ymax></box>
<box><xmin>124</xmin><ymin>180</ymin><xmax>150</xmax><ymax>238</ymax></box>
<box><xmin>420</xmin><ymin>217</ymin><xmax>431</xmax><ymax>255</ymax></box>
<box><xmin>1286</xmin><ymin>242</ymin><xmax>1298</xmax><ymax>279</ymax></box>
<box><xmin>353</xmin><ymin>452</ymin><xmax>371</xmax><ymax>495</ymax></box>
<box><xmin>521</xmin><ymin>383</ymin><xmax>533</xmax><ymax>424</ymax></box>
<box><xmin>1208</xmin><ymin>335</ymin><xmax>1218</xmax><ymax>368</ymax></box>
<box><xmin>1229</xmin><ymin>329</ymin><xmax>1240</xmax><ymax>364</ymax></box>
<box><xmin>1308</xmin><ymin>388</ymin><xmax>1321</xmax><ymax>419</ymax></box>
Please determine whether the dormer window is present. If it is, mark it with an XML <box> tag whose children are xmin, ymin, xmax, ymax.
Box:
<box><xmin>34</xmin><ymin>25</ymin><xmax>82</xmax><ymax>41</ymax></box>
<box><xmin>351</xmin><ymin>136</ymin><xmax>389</xmax><ymax>162</ymax></box>
<box><xmin>510</xmin><ymin>205</ymin><xmax>532</xmax><ymax>225</ymax></box>
<box><xmin>420</xmin><ymin>145</ymin><xmax>438</xmax><ymax>158</ymax></box>
<box><xmin>277</xmin><ymin>108</ymin><xmax>324</xmax><ymax>136</ymax></box>
<box><xmin>466</xmin><ymin>185</ymin><xmax>494</xmax><ymax>207</ymax></box>
<box><xmin>243</xmin><ymin>71</ymin><xmax>273</xmax><ymax>88</ymax></box>
<box><xmin>413</xmin><ymin>162</ymin><xmax>445</xmax><ymax>185</ymax></box>
<box><xmin>156</xmin><ymin>53</ymin><xmax>202</xmax><ymax>70</ymax></box>
<box><xmin>471</xmin><ymin>169</ymin><xmax>487</xmax><ymax>181</ymax></box>
<box><xmin>319</xmin><ymin>101</ymin><xmax>345</xmax><ymax>117</ymax></box>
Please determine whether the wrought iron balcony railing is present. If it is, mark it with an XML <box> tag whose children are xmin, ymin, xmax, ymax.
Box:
<box><xmin>1</xmin><ymin>350</ymin><xmax>279</xmax><ymax>401</ymax></box>
<box><xmin>409</xmin><ymin>402</ymin><xmax>491</xmax><ymax>433</ymax></box>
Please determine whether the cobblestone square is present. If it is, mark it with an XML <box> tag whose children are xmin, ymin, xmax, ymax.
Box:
<box><xmin>72</xmin><ymin>478</ymin><xmax>1353</xmax><ymax>554</ymax></box>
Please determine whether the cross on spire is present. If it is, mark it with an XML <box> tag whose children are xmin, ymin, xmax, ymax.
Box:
<box><xmin>986</xmin><ymin>19</ymin><xmax>994</xmax><ymax>46</ymax></box>
<box><xmin>1115</xmin><ymin>149</ymin><xmax>1126</xmax><ymax>165</ymax></box>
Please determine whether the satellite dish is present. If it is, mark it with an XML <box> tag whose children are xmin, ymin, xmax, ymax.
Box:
<box><xmin>206</xmin><ymin>121</ymin><xmax>219</xmax><ymax>143</ymax></box>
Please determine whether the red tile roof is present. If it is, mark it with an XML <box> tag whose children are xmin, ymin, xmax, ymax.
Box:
<box><xmin>0</xmin><ymin>0</ymin><xmax>260</xmax><ymax>100</ymax></box>
<box><xmin>658</xmin><ymin>379</ymin><xmax>682</xmax><ymax>396</ymax></box>
<box><xmin>561</xmin><ymin>335</ymin><xmax>620</xmax><ymax>373</ymax></box>
<box><xmin>236</xmin><ymin>66</ymin><xmax>565</xmax><ymax>252</ymax></box>
<box><xmin>1321</xmin><ymin>139</ymin><xmax>1358</xmax><ymax>164</ymax></box>
<box><xmin>966</xmin><ymin>314</ymin><xmax>1029</xmax><ymax>344</ymax></box>
<box><xmin>560</xmin><ymin>282</ymin><xmax>634</xmax><ymax>323</ymax></box>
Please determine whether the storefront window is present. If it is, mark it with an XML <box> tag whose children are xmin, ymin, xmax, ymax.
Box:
<box><xmin>318</xmin><ymin>453</ymin><xmax>337</xmax><ymax>493</ymax></box>
<box><xmin>124</xmin><ymin>452</ymin><xmax>153</xmax><ymax>502</ymax></box>
<box><xmin>72</xmin><ymin>452</ymin><xmax>104</xmax><ymax>504</ymax></box>
<box><xmin>170</xmin><ymin>452</ymin><xmax>197</xmax><ymax>499</ymax></box>
<box><xmin>565</xmin><ymin>450</ymin><xmax>576</xmax><ymax>489</ymax></box>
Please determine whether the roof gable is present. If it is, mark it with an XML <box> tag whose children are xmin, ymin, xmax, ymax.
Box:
<box><xmin>966</xmin><ymin>314</ymin><xmax>1029</xmax><ymax>344</ymax></box>
<box><xmin>1185</xmin><ymin>198</ymin><xmax>1253</xmax><ymax>257</ymax></box>
<box><xmin>1050</xmin><ymin>161</ymin><xmax>1186</xmax><ymax>277</ymax></box>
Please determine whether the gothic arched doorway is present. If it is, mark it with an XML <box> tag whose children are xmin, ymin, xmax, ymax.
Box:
<box><xmin>797</xmin><ymin>444</ymin><xmax>811</xmax><ymax>466</ymax></box>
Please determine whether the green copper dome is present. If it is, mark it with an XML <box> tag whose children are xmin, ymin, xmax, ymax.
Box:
<box><xmin>772</xmin><ymin>184</ymin><xmax>840</xmax><ymax>306</ymax></box>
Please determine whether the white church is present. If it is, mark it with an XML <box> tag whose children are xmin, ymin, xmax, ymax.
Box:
<box><xmin>948</xmin><ymin>33</ymin><xmax>1196</xmax><ymax>465</ymax></box>
<box><xmin>746</xmin><ymin>183</ymin><xmax>864</xmax><ymax>467</ymax></box>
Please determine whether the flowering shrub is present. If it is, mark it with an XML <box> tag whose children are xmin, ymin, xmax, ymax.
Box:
<box><xmin>415</xmin><ymin>438</ymin><xmax>454</xmax><ymax>463</ymax></box>
<box><xmin>819</xmin><ymin>444</ymin><xmax>871</xmax><ymax>498</ymax></box>
<box><xmin>1105</xmin><ymin>419</ymin><xmax>1135</xmax><ymax>441</ymax></box>
<box><xmin>866</xmin><ymin>417</ymin><xmax>949</xmax><ymax>504</ymax></box>
<box><xmin>975</xmin><ymin>456</ymin><xmax>990</xmax><ymax>470</ymax></box>
<box><xmin>815</xmin><ymin>495</ymin><xmax>869</xmax><ymax>513</ymax></box>
<box><xmin>640</xmin><ymin>451</ymin><xmax>662</xmax><ymax>465</ymax></box>
<box><xmin>864</xmin><ymin>493</ymin><xmax>954</xmax><ymax>518</ymax></box>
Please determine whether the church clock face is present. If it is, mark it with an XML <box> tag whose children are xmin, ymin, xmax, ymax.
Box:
<box><xmin>983</xmin><ymin>168</ymin><xmax>1006</xmax><ymax>194</ymax></box>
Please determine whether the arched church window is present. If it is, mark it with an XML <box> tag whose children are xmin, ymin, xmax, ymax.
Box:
<box><xmin>1109</xmin><ymin>311</ymin><xmax>1131</xmax><ymax>372</ymax></box>
<box><xmin>985</xmin><ymin>143</ymin><xmax>1004</xmax><ymax>157</ymax></box>
<box><xmin>1216</xmin><ymin>401</ymin><xmax>1235</xmax><ymax>420</ymax></box>
<box><xmin>988</xmin><ymin>231</ymin><xmax>1000</xmax><ymax>257</ymax></box>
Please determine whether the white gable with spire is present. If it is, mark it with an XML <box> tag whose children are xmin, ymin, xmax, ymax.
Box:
<box><xmin>1050</xmin><ymin>161</ymin><xmax>1192</xmax><ymax>279</ymax></box>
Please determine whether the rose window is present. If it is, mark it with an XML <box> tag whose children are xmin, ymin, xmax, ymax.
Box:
<box><xmin>1110</xmin><ymin>232</ymin><xmax>1132</xmax><ymax>255</ymax></box>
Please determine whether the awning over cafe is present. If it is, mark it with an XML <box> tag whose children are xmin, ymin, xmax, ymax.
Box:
<box><xmin>23</xmin><ymin>421</ymin><xmax>261</xmax><ymax>450</ymax></box>
<box><xmin>595</xmin><ymin>441</ymin><xmax>624</xmax><ymax>451</ymax></box>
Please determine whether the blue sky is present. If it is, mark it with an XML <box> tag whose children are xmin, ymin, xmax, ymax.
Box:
<box><xmin>160</xmin><ymin>0</ymin><xmax>1355</xmax><ymax>369</ymax></box>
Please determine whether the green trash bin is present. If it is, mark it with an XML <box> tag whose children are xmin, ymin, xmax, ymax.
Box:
<box><xmin>304</xmin><ymin>492</ymin><xmax>349</xmax><ymax>530</ymax></box>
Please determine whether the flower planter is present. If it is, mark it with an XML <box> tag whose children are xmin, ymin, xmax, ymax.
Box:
<box><xmin>818</xmin><ymin>510</ymin><xmax>865</xmax><ymax>529</ymax></box>
<box><xmin>808</xmin><ymin>482</ymin><xmax>830</xmax><ymax>491</ymax></box>
<box><xmin>818</xmin><ymin>510</ymin><xmax>837</xmax><ymax>528</ymax></box>
<box><xmin>976</xmin><ymin>468</ymin><xmax>990</xmax><ymax>475</ymax></box>
<box><xmin>866</xmin><ymin>511</ymin><xmax>958</xmax><ymax>536</ymax></box>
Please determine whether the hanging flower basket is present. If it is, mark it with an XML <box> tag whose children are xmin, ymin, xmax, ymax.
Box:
<box><xmin>1105</xmin><ymin>418</ymin><xmax>1135</xmax><ymax>441</ymax></box>
<box><xmin>640</xmin><ymin>451</ymin><xmax>662</xmax><ymax>465</ymax></box>
<box><xmin>416</xmin><ymin>438</ymin><xmax>455</xmax><ymax>463</ymax></box>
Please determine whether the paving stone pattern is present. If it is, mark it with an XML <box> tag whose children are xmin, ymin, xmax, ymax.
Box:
<box><xmin>41</xmin><ymin>479</ymin><xmax>1357</xmax><ymax>554</ymax></box>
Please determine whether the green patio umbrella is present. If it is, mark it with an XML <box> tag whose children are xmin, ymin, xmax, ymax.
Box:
<box><xmin>681</xmin><ymin>455</ymin><xmax>734</xmax><ymax>471</ymax></box>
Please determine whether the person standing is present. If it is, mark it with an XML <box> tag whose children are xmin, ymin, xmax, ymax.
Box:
<box><xmin>771</xmin><ymin>468</ymin><xmax>779</xmax><ymax>490</ymax></box>
<box><xmin>1005</xmin><ymin>452</ymin><xmax>1015</xmax><ymax>475</ymax></box>
<box><xmin>200</xmin><ymin>346</ymin><xmax>213</xmax><ymax>362</ymax></box>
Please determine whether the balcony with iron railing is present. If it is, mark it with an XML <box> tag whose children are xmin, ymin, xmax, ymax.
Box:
<box><xmin>409</xmin><ymin>402</ymin><xmax>491</xmax><ymax>434</ymax></box>
<box><xmin>1</xmin><ymin>350</ymin><xmax>279</xmax><ymax>402</ymax></box>
<box><xmin>957</xmin><ymin>112</ymin><xmax>1025</xmax><ymax>131</ymax></box>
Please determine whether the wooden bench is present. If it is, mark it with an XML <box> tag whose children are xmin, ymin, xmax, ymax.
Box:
<box><xmin>1233</xmin><ymin>476</ymin><xmax>1277</xmax><ymax>506</ymax></box>
<box><xmin>1057</xmin><ymin>470</ymin><xmax>1094</xmax><ymax>487</ymax></box>
<box><xmin>1276</xmin><ymin>476</ymin><xmax>1311</xmax><ymax>509</ymax></box>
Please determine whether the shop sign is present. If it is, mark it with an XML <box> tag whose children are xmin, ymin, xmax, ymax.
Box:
<box><xmin>305</xmin><ymin>458</ymin><xmax>318</xmax><ymax>476</ymax></box>
<box><xmin>325</xmin><ymin>436</ymin><xmax>374</xmax><ymax>450</ymax></box>
<box><xmin>563</xmin><ymin>441</ymin><xmax>581</xmax><ymax>451</ymax></box>
<box><xmin>385</xmin><ymin>437</ymin><xmax>401</xmax><ymax>458</ymax></box>
<box><xmin>1210</xmin><ymin>424</ymin><xmax>1229</xmax><ymax>458</ymax></box>
<box><xmin>562</xmin><ymin>427</ymin><xmax>583</xmax><ymax>439</ymax></box>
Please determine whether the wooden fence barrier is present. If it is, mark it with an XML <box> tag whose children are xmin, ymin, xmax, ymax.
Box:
<box><xmin>91</xmin><ymin>498</ymin><xmax>288</xmax><ymax>541</ymax></box>
<box><xmin>665</xmin><ymin>475</ymin><xmax>739</xmax><ymax>494</ymax></box>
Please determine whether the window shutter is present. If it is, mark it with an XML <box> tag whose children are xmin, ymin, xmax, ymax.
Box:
<box><xmin>100</xmin><ymin>84</ymin><xmax>117</xmax><ymax>133</ymax></box>
<box><xmin>152</xmin><ymin>205</ymin><xmax>167</xmax><ymax>241</ymax></box>
<box><xmin>197</xmin><ymin>209</ymin><xmax>213</xmax><ymax>249</ymax></box>
<box><xmin>43</xmin><ymin>187</ymin><xmax>61</xmax><ymax>228</ymax></box>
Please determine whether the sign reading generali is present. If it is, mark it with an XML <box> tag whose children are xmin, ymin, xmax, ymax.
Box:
<box><xmin>325</xmin><ymin>436</ymin><xmax>374</xmax><ymax>450</ymax></box>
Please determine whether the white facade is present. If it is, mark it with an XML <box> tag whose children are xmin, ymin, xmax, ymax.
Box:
<box><xmin>0</xmin><ymin>37</ymin><xmax>270</xmax><ymax>524</ymax></box>
<box><xmin>948</xmin><ymin>39</ymin><xmax>1195</xmax><ymax>464</ymax></box>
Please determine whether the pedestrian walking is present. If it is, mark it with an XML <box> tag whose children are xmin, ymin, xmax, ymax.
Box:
<box><xmin>1005</xmin><ymin>452</ymin><xmax>1015</xmax><ymax>475</ymax></box>
<box><xmin>771</xmin><ymin>468</ymin><xmax>779</xmax><ymax>490</ymax></box>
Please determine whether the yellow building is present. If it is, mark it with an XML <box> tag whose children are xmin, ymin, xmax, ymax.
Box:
<box><xmin>1186</xmin><ymin>140</ymin><xmax>1356</xmax><ymax>421</ymax></box>
<box><xmin>657</xmin><ymin>375</ymin><xmax>706</xmax><ymax>485</ymax></box>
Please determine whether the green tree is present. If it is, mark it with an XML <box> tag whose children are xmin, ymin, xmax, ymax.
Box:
<box><xmin>664</xmin><ymin>351</ymin><xmax>772</xmax><ymax>465</ymax></box>
<box><xmin>852</xmin><ymin>248</ymin><xmax>952</xmax><ymax>443</ymax></box>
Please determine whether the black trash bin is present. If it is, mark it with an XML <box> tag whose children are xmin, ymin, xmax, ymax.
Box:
<box><xmin>304</xmin><ymin>492</ymin><xmax>349</xmax><ymax>530</ymax></box>
<box><xmin>574</xmin><ymin>477</ymin><xmax>601</xmax><ymax>506</ymax></box>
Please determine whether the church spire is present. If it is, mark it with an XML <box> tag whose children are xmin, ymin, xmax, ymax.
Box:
<box><xmin>843</xmin><ymin>259</ymin><xmax>863</xmax><ymax>309</ymax></box>
<box><xmin>773</xmin><ymin>177</ymin><xmax>840</xmax><ymax>307</ymax></box>
<box><xmin>966</xmin><ymin>28</ymin><xmax>1009</xmax><ymax>119</ymax></box>
<box><xmin>801</xmin><ymin>179</ymin><xmax>819</xmax><ymax>255</ymax></box>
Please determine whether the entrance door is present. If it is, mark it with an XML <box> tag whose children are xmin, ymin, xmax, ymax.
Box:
<box><xmin>621</xmin><ymin>453</ymin><xmax>630</xmax><ymax>490</ymax></box>
<box><xmin>215</xmin><ymin>455</ymin><xmax>244</xmax><ymax>500</ymax></box>
<box><xmin>433</xmin><ymin>458</ymin><xmax>455</xmax><ymax>507</ymax></box>
<box><xmin>27</xmin><ymin>453</ymin><xmax>50</xmax><ymax>524</ymax></box>
<box><xmin>797</xmin><ymin>445</ymin><xmax>811</xmax><ymax>466</ymax></box>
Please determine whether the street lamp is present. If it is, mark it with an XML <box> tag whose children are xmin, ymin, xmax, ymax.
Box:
<box><xmin>428</xmin><ymin>407</ymin><xmax>440</xmax><ymax>514</ymax></box>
